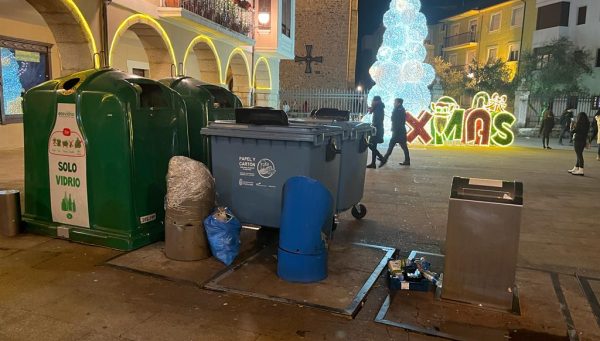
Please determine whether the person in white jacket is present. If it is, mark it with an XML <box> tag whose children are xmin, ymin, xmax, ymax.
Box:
<box><xmin>590</xmin><ymin>110</ymin><xmax>600</xmax><ymax>161</ymax></box>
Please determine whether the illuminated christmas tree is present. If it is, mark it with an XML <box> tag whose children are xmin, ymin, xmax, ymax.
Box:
<box><xmin>368</xmin><ymin>0</ymin><xmax>435</xmax><ymax>134</ymax></box>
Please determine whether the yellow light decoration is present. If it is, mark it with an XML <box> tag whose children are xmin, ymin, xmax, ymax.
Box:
<box><xmin>225</xmin><ymin>47</ymin><xmax>252</xmax><ymax>89</ymax></box>
<box><xmin>253</xmin><ymin>56</ymin><xmax>272</xmax><ymax>90</ymax></box>
<box><xmin>108</xmin><ymin>14</ymin><xmax>178</xmax><ymax>75</ymax></box>
<box><xmin>62</xmin><ymin>0</ymin><xmax>99</xmax><ymax>67</ymax></box>
<box><xmin>182</xmin><ymin>35</ymin><xmax>223</xmax><ymax>83</ymax></box>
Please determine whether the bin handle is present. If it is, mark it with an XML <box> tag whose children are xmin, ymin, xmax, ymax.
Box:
<box><xmin>326</xmin><ymin>138</ymin><xmax>341</xmax><ymax>162</ymax></box>
<box><xmin>359</xmin><ymin>135</ymin><xmax>369</xmax><ymax>153</ymax></box>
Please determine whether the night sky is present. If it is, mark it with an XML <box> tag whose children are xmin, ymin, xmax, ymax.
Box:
<box><xmin>356</xmin><ymin>0</ymin><xmax>506</xmax><ymax>88</ymax></box>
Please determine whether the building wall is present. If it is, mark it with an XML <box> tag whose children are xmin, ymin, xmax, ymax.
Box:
<box><xmin>478</xmin><ymin>2</ymin><xmax>524</xmax><ymax>76</ymax></box>
<box><xmin>279</xmin><ymin>0</ymin><xmax>358</xmax><ymax>90</ymax></box>
<box><xmin>0</xmin><ymin>0</ymin><xmax>293</xmax><ymax>150</ymax></box>
<box><xmin>430</xmin><ymin>0</ymin><xmax>530</xmax><ymax>77</ymax></box>
<box><xmin>0</xmin><ymin>0</ymin><xmax>63</xmax><ymax>150</ymax></box>
<box><xmin>533</xmin><ymin>0</ymin><xmax>600</xmax><ymax>92</ymax></box>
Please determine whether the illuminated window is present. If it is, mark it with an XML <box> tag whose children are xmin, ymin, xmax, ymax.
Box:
<box><xmin>511</xmin><ymin>6</ymin><xmax>524</xmax><ymax>27</ymax></box>
<box><xmin>489</xmin><ymin>12</ymin><xmax>501</xmax><ymax>32</ymax></box>
<box><xmin>0</xmin><ymin>36</ymin><xmax>50</xmax><ymax>125</ymax></box>
<box><xmin>257</xmin><ymin>0</ymin><xmax>272</xmax><ymax>31</ymax></box>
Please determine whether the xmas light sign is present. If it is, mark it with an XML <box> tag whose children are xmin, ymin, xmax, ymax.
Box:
<box><xmin>406</xmin><ymin>91</ymin><xmax>516</xmax><ymax>147</ymax></box>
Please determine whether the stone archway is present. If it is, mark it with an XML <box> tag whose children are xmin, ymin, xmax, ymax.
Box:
<box><xmin>225</xmin><ymin>49</ymin><xmax>251</xmax><ymax>106</ymax></box>
<box><xmin>253</xmin><ymin>57</ymin><xmax>272</xmax><ymax>107</ymax></box>
<box><xmin>183</xmin><ymin>36</ymin><xmax>221</xmax><ymax>85</ymax></box>
<box><xmin>109</xmin><ymin>14</ymin><xmax>177</xmax><ymax>79</ymax></box>
<box><xmin>24</xmin><ymin>0</ymin><xmax>97</xmax><ymax>75</ymax></box>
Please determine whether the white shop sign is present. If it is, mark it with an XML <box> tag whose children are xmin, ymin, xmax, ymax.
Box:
<box><xmin>48</xmin><ymin>103</ymin><xmax>90</xmax><ymax>228</ymax></box>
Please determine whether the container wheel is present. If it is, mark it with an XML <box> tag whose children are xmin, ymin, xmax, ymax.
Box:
<box><xmin>351</xmin><ymin>204</ymin><xmax>367</xmax><ymax>219</ymax></box>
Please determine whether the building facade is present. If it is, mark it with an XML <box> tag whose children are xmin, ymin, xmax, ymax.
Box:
<box><xmin>532</xmin><ymin>0</ymin><xmax>600</xmax><ymax>93</ymax></box>
<box><xmin>0</xmin><ymin>0</ymin><xmax>295</xmax><ymax>149</ymax></box>
<box><xmin>428</xmin><ymin>0</ymin><xmax>537</xmax><ymax>77</ymax></box>
<box><xmin>279</xmin><ymin>0</ymin><xmax>358</xmax><ymax>90</ymax></box>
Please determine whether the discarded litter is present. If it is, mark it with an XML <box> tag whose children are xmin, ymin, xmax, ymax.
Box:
<box><xmin>204</xmin><ymin>207</ymin><xmax>242</xmax><ymax>265</ymax></box>
<box><xmin>387</xmin><ymin>256</ymin><xmax>442</xmax><ymax>292</ymax></box>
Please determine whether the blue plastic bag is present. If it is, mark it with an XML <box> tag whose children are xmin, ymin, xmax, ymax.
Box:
<box><xmin>203</xmin><ymin>207</ymin><xmax>242</xmax><ymax>266</ymax></box>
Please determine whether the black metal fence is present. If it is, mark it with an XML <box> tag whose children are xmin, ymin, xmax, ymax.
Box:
<box><xmin>525</xmin><ymin>94</ymin><xmax>599</xmax><ymax>127</ymax></box>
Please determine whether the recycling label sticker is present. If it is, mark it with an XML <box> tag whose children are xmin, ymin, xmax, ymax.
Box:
<box><xmin>237</xmin><ymin>156</ymin><xmax>278</xmax><ymax>189</ymax></box>
<box><xmin>48</xmin><ymin>103</ymin><xmax>90</xmax><ymax>228</ymax></box>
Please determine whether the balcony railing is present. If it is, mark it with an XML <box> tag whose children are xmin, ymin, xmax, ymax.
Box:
<box><xmin>444</xmin><ymin>32</ymin><xmax>477</xmax><ymax>48</ymax></box>
<box><xmin>163</xmin><ymin>0</ymin><xmax>254</xmax><ymax>38</ymax></box>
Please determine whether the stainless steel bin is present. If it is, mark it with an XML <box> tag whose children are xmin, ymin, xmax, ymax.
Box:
<box><xmin>0</xmin><ymin>190</ymin><xmax>22</xmax><ymax>237</ymax></box>
<box><xmin>442</xmin><ymin>177</ymin><xmax>523</xmax><ymax>311</ymax></box>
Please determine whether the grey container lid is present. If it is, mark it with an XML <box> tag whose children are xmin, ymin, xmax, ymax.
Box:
<box><xmin>290</xmin><ymin>119</ymin><xmax>374</xmax><ymax>140</ymax></box>
<box><xmin>201</xmin><ymin>121</ymin><xmax>343</xmax><ymax>146</ymax></box>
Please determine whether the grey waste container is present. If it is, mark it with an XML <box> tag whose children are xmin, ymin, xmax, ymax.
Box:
<box><xmin>0</xmin><ymin>190</ymin><xmax>22</xmax><ymax>237</ymax></box>
<box><xmin>442</xmin><ymin>177</ymin><xmax>523</xmax><ymax>311</ymax></box>
<box><xmin>291</xmin><ymin>117</ymin><xmax>373</xmax><ymax>219</ymax></box>
<box><xmin>202</xmin><ymin>122</ymin><xmax>343</xmax><ymax>230</ymax></box>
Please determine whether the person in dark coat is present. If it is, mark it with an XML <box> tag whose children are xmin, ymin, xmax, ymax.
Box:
<box><xmin>380</xmin><ymin>98</ymin><xmax>410</xmax><ymax>166</ymax></box>
<box><xmin>367</xmin><ymin>96</ymin><xmax>385</xmax><ymax>169</ymax></box>
<box><xmin>568</xmin><ymin>112</ymin><xmax>590</xmax><ymax>176</ymax></box>
<box><xmin>558</xmin><ymin>109</ymin><xmax>574</xmax><ymax>145</ymax></box>
<box><xmin>538</xmin><ymin>109</ymin><xmax>555</xmax><ymax>149</ymax></box>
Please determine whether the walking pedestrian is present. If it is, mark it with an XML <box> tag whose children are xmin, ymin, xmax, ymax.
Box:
<box><xmin>282</xmin><ymin>100</ymin><xmax>290</xmax><ymax>114</ymax></box>
<box><xmin>558</xmin><ymin>109</ymin><xmax>574</xmax><ymax>145</ymax></box>
<box><xmin>568</xmin><ymin>112</ymin><xmax>590</xmax><ymax>176</ymax></box>
<box><xmin>380</xmin><ymin>98</ymin><xmax>410</xmax><ymax>166</ymax></box>
<box><xmin>366</xmin><ymin>96</ymin><xmax>385</xmax><ymax>169</ymax></box>
<box><xmin>538</xmin><ymin>109</ymin><xmax>555</xmax><ymax>149</ymax></box>
<box><xmin>590</xmin><ymin>110</ymin><xmax>600</xmax><ymax>161</ymax></box>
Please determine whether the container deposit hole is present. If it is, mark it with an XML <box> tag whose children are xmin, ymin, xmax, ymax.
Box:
<box><xmin>136</xmin><ymin>83</ymin><xmax>168</xmax><ymax>109</ymax></box>
<box><xmin>62</xmin><ymin>78</ymin><xmax>80</xmax><ymax>91</ymax></box>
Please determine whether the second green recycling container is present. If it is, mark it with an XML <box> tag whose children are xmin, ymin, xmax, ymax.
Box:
<box><xmin>160</xmin><ymin>76</ymin><xmax>243</xmax><ymax>165</ymax></box>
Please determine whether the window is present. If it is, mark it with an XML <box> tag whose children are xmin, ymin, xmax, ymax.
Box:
<box><xmin>132</xmin><ymin>68</ymin><xmax>147</xmax><ymax>77</ymax></box>
<box><xmin>487</xmin><ymin>46</ymin><xmax>498</xmax><ymax>63</ymax></box>
<box><xmin>577</xmin><ymin>6</ymin><xmax>587</xmax><ymax>25</ymax></box>
<box><xmin>536</xmin><ymin>2</ymin><xmax>570</xmax><ymax>30</ymax></box>
<box><xmin>466</xmin><ymin>50</ymin><xmax>477</xmax><ymax>66</ymax></box>
<box><xmin>508</xmin><ymin>44</ymin><xmax>520</xmax><ymax>62</ymax></box>
<box><xmin>257</xmin><ymin>0</ymin><xmax>272</xmax><ymax>31</ymax></box>
<box><xmin>450</xmin><ymin>23</ymin><xmax>460</xmax><ymax>36</ymax></box>
<box><xmin>534</xmin><ymin>47</ymin><xmax>551</xmax><ymax>69</ymax></box>
<box><xmin>448</xmin><ymin>54</ymin><xmax>458</xmax><ymax>66</ymax></box>
<box><xmin>489</xmin><ymin>12</ymin><xmax>501</xmax><ymax>32</ymax></box>
<box><xmin>0</xmin><ymin>36</ymin><xmax>51</xmax><ymax>124</ymax></box>
<box><xmin>282</xmin><ymin>0</ymin><xmax>292</xmax><ymax>37</ymax></box>
<box><xmin>596</xmin><ymin>49</ymin><xmax>600</xmax><ymax>67</ymax></box>
<box><xmin>440</xmin><ymin>24</ymin><xmax>447</xmax><ymax>34</ymax></box>
<box><xmin>511</xmin><ymin>6</ymin><xmax>524</xmax><ymax>27</ymax></box>
<box><xmin>469</xmin><ymin>19</ymin><xmax>478</xmax><ymax>34</ymax></box>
